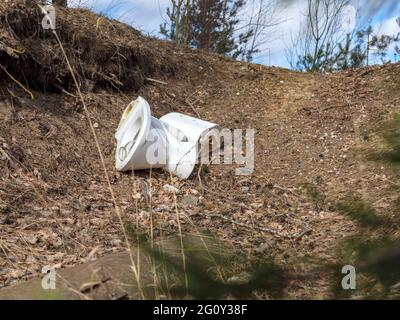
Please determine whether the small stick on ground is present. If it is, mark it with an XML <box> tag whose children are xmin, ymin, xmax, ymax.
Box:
<box><xmin>207</xmin><ymin>213</ymin><xmax>311</xmax><ymax>240</ymax></box>
<box><xmin>184</xmin><ymin>98</ymin><xmax>201</xmax><ymax>118</ymax></box>
<box><xmin>146</xmin><ymin>78</ymin><xmax>168</xmax><ymax>85</ymax></box>
<box><xmin>0</xmin><ymin>63</ymin><xmax>34</xmax><ymax>100</ymax></box>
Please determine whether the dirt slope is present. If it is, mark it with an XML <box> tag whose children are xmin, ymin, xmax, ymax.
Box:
<box><xmin>1</xmin><ymin>3</ymin><xmax>399</xmax><ymax>298</ymax></box>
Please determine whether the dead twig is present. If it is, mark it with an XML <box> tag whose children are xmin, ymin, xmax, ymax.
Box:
<box><xmin>322</xmin><ymin>102</ymin><xmax>352</xmax><ymax>112</ymax></box>
<box><xmin>146</xmin><ymin>78</ymin><xmax>167</xmax><ymax>85</ymax></box>
<box><xmin>0</xmin><ymin>63</ymin><xmax>34</xmax><ymax>100</ymax></box>
<box><xmin>184</xmin><ymin>98</ymin><xmax>200</xmax><ymax>118</ymax></box>
<box><xmin>273</xmin><ymin>184</ymin><xmax>299</xmax><ymax>196</ymax></box>
<box><xmin>162</xmin><ymin>89</ymin><xmax>201</xmax><ymax>117</ymax></box>
<box><xmin>207</xmin><ymin>213</ymin><xmax>311</xmax><ymax>240</ymax></box>
<box><xmin>38</xmin><ymin>3</ymin><xmax>144</xmax><ymax>299</ymax></box>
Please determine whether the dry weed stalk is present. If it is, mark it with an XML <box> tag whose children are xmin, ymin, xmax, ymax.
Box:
<box><xmin>38</xmin><ymin>5</ymin><xmax>144</xmax><ymax>299</ymax></box>
<box><xmin>148</xmin><ymin>166</ymin><xmax>160</xmax><ymax>299</ymax></box>
<box><xmin>169</xmin><ymin>172</ymin><xmax>189</xmax><ymax>295</ymax></box>
<box><xmin>0</xmin><ymin>63</ymin><xmax>34</xmax><ymax>99</ymax></box>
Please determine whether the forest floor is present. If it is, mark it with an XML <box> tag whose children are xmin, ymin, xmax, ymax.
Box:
<box><xmin>0</xmin><ymin>2</ymin><xmax>399</xmax><ymax>299</ymax></box>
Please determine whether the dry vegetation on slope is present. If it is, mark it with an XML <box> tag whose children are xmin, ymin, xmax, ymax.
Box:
<box><xmin>0</xmin><ymin>1</ymin><xmax>399</xmax><ymax>298</ymax></box>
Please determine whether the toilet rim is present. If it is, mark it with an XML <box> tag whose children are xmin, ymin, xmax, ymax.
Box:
<box><xmin>115</xmin><ymin>97</ymin><xmax>152</xmax><ymax>171</ymax></box>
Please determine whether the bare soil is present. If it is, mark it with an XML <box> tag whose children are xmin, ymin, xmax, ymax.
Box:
<box><xmin>0</xmin><ymin>1</ymin><xmax>399</xmax><ymax>299</ymax></box>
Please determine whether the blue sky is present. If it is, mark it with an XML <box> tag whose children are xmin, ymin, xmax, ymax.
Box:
<box><xmin>70</xmin><ymin>0</ymin><xmax>400</xmax><ymax>68</ymax></box>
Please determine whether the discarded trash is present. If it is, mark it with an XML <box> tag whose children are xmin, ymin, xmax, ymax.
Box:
<box><xmin>115</xmin><ymin>97</ymin><xmax>218</xmax><ymax>179</ymax></box>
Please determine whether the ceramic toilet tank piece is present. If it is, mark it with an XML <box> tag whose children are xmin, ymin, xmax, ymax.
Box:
<box><xmin>115</xmin><ymin>97</ymin><xmax>218</xmax><ymax>179</ymax></box>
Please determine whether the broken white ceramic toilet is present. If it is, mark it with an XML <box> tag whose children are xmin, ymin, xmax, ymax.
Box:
<box><xmin>115</xmin><ymin>96</ymin><xmax>218</xmax><ymax>179</ymax></box>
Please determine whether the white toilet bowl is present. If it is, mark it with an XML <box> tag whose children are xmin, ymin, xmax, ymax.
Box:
<box><xmin>115</xmin><ymin>97</ymin><xmax>218</xmax><ymax>179</ymax></box>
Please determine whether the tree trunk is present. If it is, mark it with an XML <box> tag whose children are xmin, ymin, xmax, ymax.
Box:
<box><xmin>52</xmin><ymin>0</ymin><xmax>68</xmax><ymax>6</ymax></box>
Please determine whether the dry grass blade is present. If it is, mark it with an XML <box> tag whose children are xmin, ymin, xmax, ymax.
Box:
<box><xmin>37</xmin><ymin>4</ymin><xmax>144</xmax><ymax>299</ymax></box>
<box><xmin>169</xmin><ymin>172</ymin><xmax>189</xmax><ymax>295</ymax></box>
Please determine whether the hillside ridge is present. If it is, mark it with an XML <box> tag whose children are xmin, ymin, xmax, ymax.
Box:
<box><xmin>0</xmin><ymin>2</ymin><xmax>399</xmax><ymax>298</ymax></box>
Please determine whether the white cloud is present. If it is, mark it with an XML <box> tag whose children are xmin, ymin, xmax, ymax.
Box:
<box><xmin>254</xmin><ymin>0</ymin><xmax>400</xmax><ymax>67</ymax></box>
<box><xmin>375</xmin><ymin>17</ymin><xmax>400</xmax><ymax>37</ymax></box>
<box><xmin>252</xmin><ymin>0</ymin><xmax>307</xmax><ymax>67</ymax></box>
<box><xmin>371</xmin><ymin>17</ymin><xmax>400</xmax><ymax>64</ymax></box>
